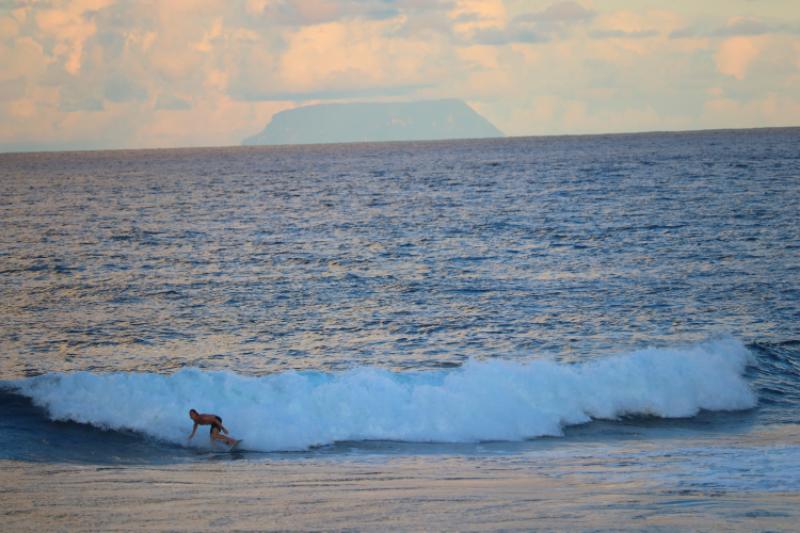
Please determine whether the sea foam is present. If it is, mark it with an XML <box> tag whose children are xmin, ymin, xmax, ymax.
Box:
<box><xmin>14</xmin><ymin>338</ymin><xmax>756</xmax><ymax>451</ymax></box>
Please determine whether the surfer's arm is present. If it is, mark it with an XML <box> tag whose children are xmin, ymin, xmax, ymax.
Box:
<box><xmin>219</xmin><ymin>423</ymin><xmax>229</xmax><ymax>434</ymax></box>
<box><xmin>188</xmin><ymin>422</ymin><xmax>198</xmax><ymax>439</ymax></box>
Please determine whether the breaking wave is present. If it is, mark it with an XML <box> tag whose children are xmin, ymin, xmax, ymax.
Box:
<box><xmin>12</xmin><ymin>338</ymin><xmax>756</xmax><ymax>452</ymax></box>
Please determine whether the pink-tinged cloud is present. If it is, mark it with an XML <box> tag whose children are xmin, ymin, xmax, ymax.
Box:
<box><xmin>715</xmin><ymin>36</ymin><xmax>760</xmax><ymax>80</ymax></box>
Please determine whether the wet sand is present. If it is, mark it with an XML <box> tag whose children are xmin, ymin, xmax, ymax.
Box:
<box><xmin>2</xmin><ymin>457</ymin><xmax>798</xmax><ymax>531</ymax></box>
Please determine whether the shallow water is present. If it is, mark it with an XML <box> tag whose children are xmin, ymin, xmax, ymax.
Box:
<box><xmin>3</xmin><ymin>439</ymin><xmax>800</xmax><ymax>531</ymax></box>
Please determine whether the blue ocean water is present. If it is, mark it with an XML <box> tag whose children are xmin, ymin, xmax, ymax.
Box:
<box><xmin>1</xmin><ymin>129</ymin><xmax>799</xmax><ymax>480</ymax></box>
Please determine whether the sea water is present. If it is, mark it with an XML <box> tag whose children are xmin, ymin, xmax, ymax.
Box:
<box><xmin>1</xmin><ymin>129</ymin><xmax>799</xmax><ymax>497</ymax></box>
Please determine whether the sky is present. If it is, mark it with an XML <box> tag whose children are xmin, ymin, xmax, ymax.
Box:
<box><xmin>1</xmin><ymin>0</ymin><xmax>799</xmax><ymax>151</ymax></box>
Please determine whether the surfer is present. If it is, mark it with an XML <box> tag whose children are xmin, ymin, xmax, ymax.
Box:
<box><xmin>188</xmin><ymin>409</ymin><xmax>238</xmax><ymax>447</ymax></box>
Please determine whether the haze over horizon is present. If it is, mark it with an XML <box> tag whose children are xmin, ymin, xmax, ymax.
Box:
<box><xmin>1</xmin><ymin>0</ymin><xmax>799</xmax><ymax>152</ymax></box>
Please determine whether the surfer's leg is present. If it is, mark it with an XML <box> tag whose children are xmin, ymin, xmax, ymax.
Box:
<box><xmin>219</xmin><ymin>434</ymin><xmax>236</xmax><ymax>445</ymax></box>
<box><xmin>211</xmin><ymin>428</ymin><xmax>235</xmax><ymax>446</ymax></box>
<box><xmin>210</xmin><ymin>427</ymin><xmax>222</xmax><ymax>444</ymax></box>
<box><xmin>218</xmin><ymin>435</ymin><xmax>236</xmax><ymax>445</ymax></box>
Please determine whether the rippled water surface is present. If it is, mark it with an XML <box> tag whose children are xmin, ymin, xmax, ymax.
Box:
<box><xmin>2</xmin><ymin>129</ymin><xmax>798</xmax><ymax>377</ymax></box>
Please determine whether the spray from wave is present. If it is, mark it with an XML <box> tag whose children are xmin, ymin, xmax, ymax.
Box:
<box><xmin>13</xmin><ymin>338</ymin><xmax>756</xmax><ymax>451</ymax></box>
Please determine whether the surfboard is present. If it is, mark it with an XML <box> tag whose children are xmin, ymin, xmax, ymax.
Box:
<box><xmin>208</xmin><ymin>439</ymin><xmax>243</xmax><ymax>454</ymax></box>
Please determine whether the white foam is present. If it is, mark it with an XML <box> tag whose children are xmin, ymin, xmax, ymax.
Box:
<box><xmin>15</xmin><ymin>338</ymin><xmax>756</xmax><ymax>451</ymax></box>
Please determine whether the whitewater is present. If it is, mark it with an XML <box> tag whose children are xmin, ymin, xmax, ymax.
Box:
<box><xmin>13</xmin><ymin>338</ymin><xmax>755</xmax><ymax>451</ymax></box>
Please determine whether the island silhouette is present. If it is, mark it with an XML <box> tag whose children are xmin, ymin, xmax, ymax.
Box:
<box><xmin>243</xmin><ymin>99</ymin><xmax>503</xmax><ymax>146</ymax></box>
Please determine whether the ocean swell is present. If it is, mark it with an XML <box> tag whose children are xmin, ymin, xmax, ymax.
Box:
<box><xmin>14</xmin><ymin>338</ymin><xmax>756</xmax><ymax>451</ymax></box>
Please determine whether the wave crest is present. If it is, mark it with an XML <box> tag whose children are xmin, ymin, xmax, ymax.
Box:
<box><xmin>14</xmin><ymin>338</ymin><xmax>756</xmax><ymax>451</ymax></box>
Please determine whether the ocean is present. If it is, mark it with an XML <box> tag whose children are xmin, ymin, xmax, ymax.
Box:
<box><xmin>1</xmin><ymin>128</ymin><xmax>799</xmax><ymax>529</ymax></box>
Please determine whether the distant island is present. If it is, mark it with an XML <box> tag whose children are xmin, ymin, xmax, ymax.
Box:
<box><xmin>242</xmin><ymin>99</ymin><xmax>504</xmax><ymax>146</ymax></box>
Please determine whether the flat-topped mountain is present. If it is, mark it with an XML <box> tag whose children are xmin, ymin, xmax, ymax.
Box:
<box><xmin>243</xmin><ymin>99</ymin><xmax>503</xmax><ymax>146</ymax></box>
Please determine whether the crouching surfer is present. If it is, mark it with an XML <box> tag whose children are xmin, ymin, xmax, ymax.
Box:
<box><xmin>188</xmin><ymin>408</ymin><xmax>239</xmax><ymax>447</ymax></box>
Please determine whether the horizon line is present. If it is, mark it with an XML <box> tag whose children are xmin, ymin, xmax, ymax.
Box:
<box><xmin>1</xmin><ymin>124</ymin><xmax>798</xmax><ymax>156</ymax></box>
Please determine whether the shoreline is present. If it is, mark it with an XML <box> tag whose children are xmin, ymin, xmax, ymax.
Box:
<box><xmin>2</xmin><ymin>456</ymin><xmax>798</xmax><ymax>531</ymax></box>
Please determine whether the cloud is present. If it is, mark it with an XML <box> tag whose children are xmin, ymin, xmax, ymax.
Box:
<box><xmin>713</xmin><ymin>17</ymin><xmax>773</xmax><ymax>37</ymax></box>
<box><xmin>534</xmin><ymin>1</ymin><xmax>595</xmax><ymax>23</ymax></box>
<box><xmin>702</xmin><ymin>92</ymin><xmax>800</xmax><ymax>129</ymax></box>
<box><xmin>387</xmin><ymin>1</ymin><xmax>456</xmax><ymax>39</ymax></box>
<box><xmin>590</xmin><ymin>29</ymin><xmax>659</xmax><ymax>40</ymax></box>
<box><xmin>671</xmin><ymin>17</ymin><xmax>800</xmax><ymax>39</ymax></box>
<box><xmin>470</xmin><ymin>25</ymin><xmax>548</xmax><ymax>45</ymax></box>
<box><xmin>104</xmin><ymin>73</ymin><xmax>148</xmax><ymax>103</ymax></box>
<box><xmin>32</xmin><ymin>0</ymin><xmax>114</xmax><ymax>75</ymax></box>
<box><xmin>246</xmin><ymin>0</ymin><xmax>446</xmax><ymax>27</ymax></box>
<box><xmin>154</xmin><ymin>94</ymin><xmax>192</xmax><ymax>110</ymax></box>
<box><xmin>58</xmin><ymin>94</ymin><xmax>104</xmax><ymax>112</ymax></box>
<box><xmin>228</xmin><ymin>17</ymin><xmax>446</xmax><ymax>104</ymax></box>
<box><xmin>229</xmin><ymin>83</ymin><xmax>430</xmax><ymax>102</ymax></box>
<box><xmin>715</xmin><ymin>36</ymin><xmax>760</xmax><ymax>80</ymax></box>
<box><xmin>668</xmin><ymin>26</ymin><xmax>699</xmax><ymax>39</ymax></box>
<box><xmin>466</xmin><ymin>1</ymin><xmax>594</xmax><ymax>45</ymax></box>
<box><xmin>0</xmin><ymin>77</ymin><xmax>26</xmax><ymax>101</ymax></box>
